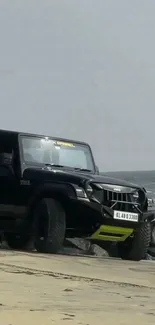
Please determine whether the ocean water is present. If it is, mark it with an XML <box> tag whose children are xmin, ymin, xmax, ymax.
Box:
<box><xmin>105</xmin><ymin>170</ymin><xmax>155</xmax><ymax>199</ymax></box>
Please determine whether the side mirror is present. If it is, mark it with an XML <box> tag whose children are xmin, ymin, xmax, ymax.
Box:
<box><xmin>95</xmin><ymin>165</ymin><xmax>99</xmax><ymax>174</ymax></box>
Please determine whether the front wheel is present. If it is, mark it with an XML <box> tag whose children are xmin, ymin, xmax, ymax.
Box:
<box><xmin>118</xmin><ymin>222</ymin><xmax>151</xmax><ymax>261</ymax></box>
<box><xmin>34</xmin><ymin>198</ymin><xmax>66</xmax><ymax>254</ymax></box>
<box><xmin>150</xmin><ymin>222</ymin><xmax>155</xmax><ymax>246</ymax></box>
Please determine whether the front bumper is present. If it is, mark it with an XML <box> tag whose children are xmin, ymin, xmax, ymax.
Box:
<box><xmin>101</xmin><ymin>206</ymin><xmax>154</xmax><ymax>223</ymax></box>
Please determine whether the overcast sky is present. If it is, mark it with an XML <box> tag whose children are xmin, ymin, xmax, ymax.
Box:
<box><xmin>0</xmin><ymin>0</ymin><xmax>155</xmax><ymax>171</ymax></box>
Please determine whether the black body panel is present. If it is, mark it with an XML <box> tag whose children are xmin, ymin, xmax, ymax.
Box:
<box><xmin>23</xmin><ymin>167</ymin><xmax>143</xmax><ymax>189</ymax></box>
<box><xmin>0</xmin><ymin>128</ymin><xmax>153</xmax><ymax>238</ymax></box>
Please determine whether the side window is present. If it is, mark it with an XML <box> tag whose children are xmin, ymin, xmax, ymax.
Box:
<box><xmin>0</xmin><ymin>133</ymin><xmax>19</xmax><ymax>176</ymax></box>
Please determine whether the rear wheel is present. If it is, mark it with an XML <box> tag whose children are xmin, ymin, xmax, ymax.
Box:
<box><xmin>34</xmin><ymin>198</ymin><xmax>66</xmax><ymax>254</ymax></box>
<box><xmin>118</xmin><ymin>222</ymin><xmax>151</xmax><ymax>261</ymax></box>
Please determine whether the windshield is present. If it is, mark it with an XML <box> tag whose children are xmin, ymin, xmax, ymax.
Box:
<box><xmin>20</xmin><ymin>136</ymin><xmax>95</xmax><ymax>172</ymax></box>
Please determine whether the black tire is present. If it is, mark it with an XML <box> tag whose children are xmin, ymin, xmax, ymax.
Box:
<box><xmin>5</xmin><ymin>233</ymin><xmax>31</xmax><ymax>250</ymax></box>
<box><xmin>150</xmin><ymin>223</ymin><xmax>155</xmax><ymax>246</ymax></box>
<box><xmin>118</xmin><ymin>222</ymin><xmax>151</xmax><ymax>261</ymax></box>
<box><xmin>34</xmin><ymin>198</ymin><xmax>66</xmax><ymax>254</ymax></box>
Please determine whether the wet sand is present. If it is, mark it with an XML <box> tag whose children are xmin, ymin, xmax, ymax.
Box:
<box><xmin>0</xmin><ymin>250</ymin><xmax>155</xmax><ymax>325</ymax></box>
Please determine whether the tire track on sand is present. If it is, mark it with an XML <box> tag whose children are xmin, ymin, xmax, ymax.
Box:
<box><xmin>0</xmin><ymin>261</ymin><xmax>154</xmax><ymax>290</ymax></box>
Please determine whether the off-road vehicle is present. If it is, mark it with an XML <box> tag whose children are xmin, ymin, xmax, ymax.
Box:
<box><xmin>0</xmin><ymin>129</ymin><xmax>153</xmax><ymax>260</ymax></box>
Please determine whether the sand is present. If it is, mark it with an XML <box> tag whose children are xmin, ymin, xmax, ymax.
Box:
<box><xmin>0</xmin><ymin>250</ymin><xmax>155</xmax><ymax>325</ymax></box>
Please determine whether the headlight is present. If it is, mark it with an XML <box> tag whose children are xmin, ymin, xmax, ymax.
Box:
<box><xmin>132</xmin><ymin>191</ymin><xmax>139</xmax><ymax>202</ymax></box>
<box><xmin>146</xmin><ymin>190</ymin><xmax>155</xmax><ymax>208</ymax></box>
<box><xmin>148</xmin><ymin>198</ymin><xmax>155</xmax><ymax>208</ymax></box>
<box><xmin>132</xmin><ymin>189</ymin><xmax>147</xmax><ymax>208</ymax></box>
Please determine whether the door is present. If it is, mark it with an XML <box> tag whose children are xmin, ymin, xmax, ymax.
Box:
<box><xmin>0</xmin><ymin>166</ymin><xmax>20</xmax><ymax>217</ymax></box>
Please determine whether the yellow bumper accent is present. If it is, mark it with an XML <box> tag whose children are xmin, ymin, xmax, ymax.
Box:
<box><xmin>88</xmin><ymin>225</ymin><xmax>134</xmax><ymax>242</ymax></box>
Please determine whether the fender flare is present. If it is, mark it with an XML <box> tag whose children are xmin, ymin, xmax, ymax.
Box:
<box><xmin>27</xmin><ymin>182</ymin><xmax>76</xmax><ymax>220</ymax></box>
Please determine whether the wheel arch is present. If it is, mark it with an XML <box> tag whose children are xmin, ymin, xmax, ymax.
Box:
<box><xmin>27</xmin><ymin>182</ymin><xmax>76</xmax><ymax>222</ymax></box>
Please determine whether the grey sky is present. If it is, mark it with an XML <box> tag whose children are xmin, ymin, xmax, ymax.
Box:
<box><xmin>0</xmin><ymin>0</ymin><xmax>155</xmax><ymax>171</ymax></box>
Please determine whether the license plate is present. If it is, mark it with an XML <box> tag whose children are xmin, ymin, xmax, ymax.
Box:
<box><xmin>113</xmin><ymin>210</ymin><xmax>139</xmax><ymax>222</ymax></box>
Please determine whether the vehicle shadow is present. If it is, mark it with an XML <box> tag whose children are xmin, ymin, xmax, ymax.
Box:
<box><xmin>0</xmin><ymin>238</ymin><xmax>111</xmax><ymax>258</ymax></box>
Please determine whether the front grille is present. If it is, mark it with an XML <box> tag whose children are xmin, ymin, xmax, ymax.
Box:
<box><xmin>92</xmin><ymin>187</ymin><xmax>145</xmax><ymax>213</ymax></box>
<box><xmin>103</xmin><ymin>190</ymin><xmax>133</xmax><ymax>212</ymax></box>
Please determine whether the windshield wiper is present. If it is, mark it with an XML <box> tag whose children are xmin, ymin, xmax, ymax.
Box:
<box><xmin>74</xmin><ymin>167</ymin><xmax>92</xmax><ymax>172</ymax></box>
<box><xmin>44</xmin><ymin>163</ymin><xmax>64</xmax><ymax>168</ymax></box>
<box><xmin>44</xmin><ymin>164</ymin><xmax>92</xmax><ymax>172</ymax></box>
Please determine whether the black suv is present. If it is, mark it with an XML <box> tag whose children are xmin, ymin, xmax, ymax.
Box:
<box><xmin>0</xmin><ymin>129</ymin><xmax>153</xmax><ymax>260</ymax></box>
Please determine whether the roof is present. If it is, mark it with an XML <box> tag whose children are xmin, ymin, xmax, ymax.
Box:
<box><xmin>0</xmin><ymin>128</ymin><xmax>90</xmax><ymax>147</ymax></box>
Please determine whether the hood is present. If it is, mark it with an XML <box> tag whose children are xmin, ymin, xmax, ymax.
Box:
<box><xmin>23</xmin><ymin>166</ymin><xmax>142</xmax><ymax>190</ymax></box>
<box><xmin>91</xmin><ymin>173</ymin><xmax>141</xmax><ymax>189</ymax></box>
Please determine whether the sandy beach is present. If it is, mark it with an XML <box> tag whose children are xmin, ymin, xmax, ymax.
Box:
<box><xmin>0</xmin><ymin>250</ymin><xmax>155</xmax><ymax>325</ymax></box>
